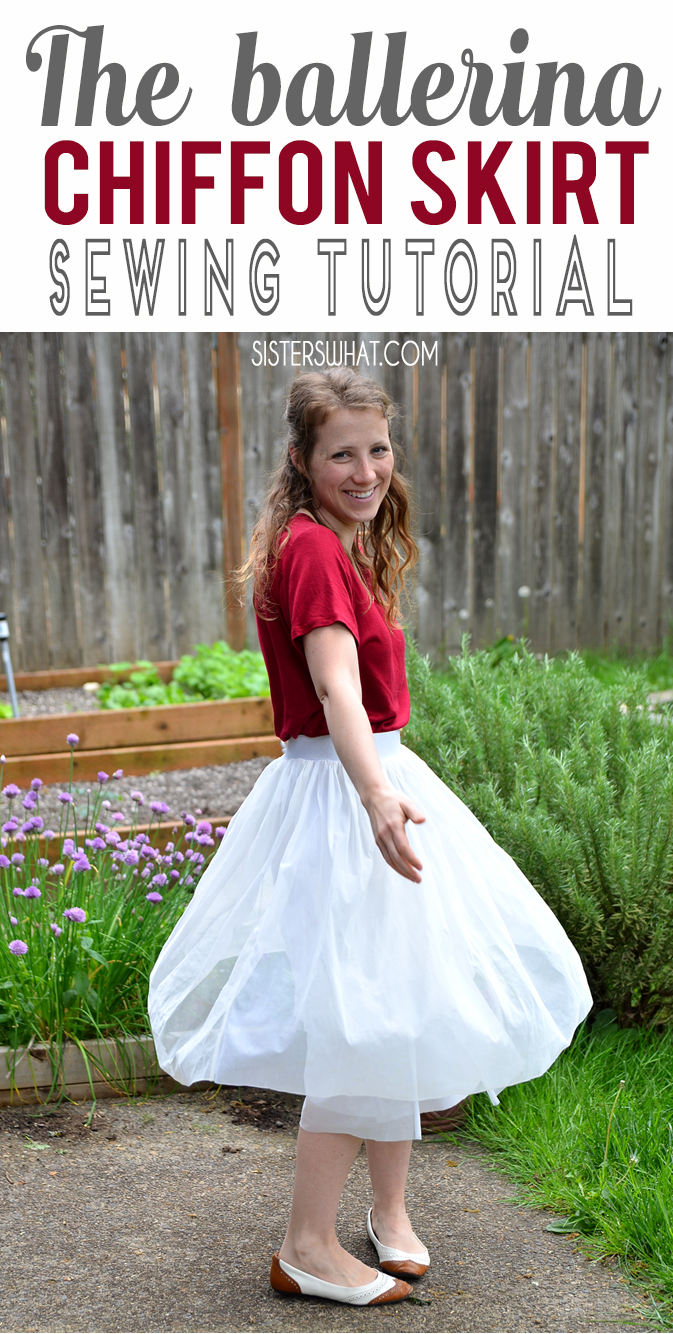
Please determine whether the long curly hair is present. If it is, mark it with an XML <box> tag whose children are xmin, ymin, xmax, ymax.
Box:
<box><xmin>238</xmin><ymin>368</ymin><xmax>418</xmax><ymax>625</ymax></box>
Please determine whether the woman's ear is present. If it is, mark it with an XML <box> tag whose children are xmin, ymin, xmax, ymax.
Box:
<box><xmin>289</xmin><ymin>446</ymin><xmax>304</xmax><ymax>475</ymax></box>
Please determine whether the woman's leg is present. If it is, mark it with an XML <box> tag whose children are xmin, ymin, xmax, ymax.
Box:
<box><xmin>279</xmin><ymin>1128</ymin><xmax>379</xmax><ymax>1286</ymax></box>
<box><xmin>366</xmin><ymin>1139</ymin><xmax>425</xmax><ymax>1252</ymax></box>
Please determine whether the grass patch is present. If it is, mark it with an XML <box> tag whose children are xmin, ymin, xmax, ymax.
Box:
<box><xmin>460</xmin><ymin>1021</ymin><xmax>673</xmax><ymax>1327</ymax></box>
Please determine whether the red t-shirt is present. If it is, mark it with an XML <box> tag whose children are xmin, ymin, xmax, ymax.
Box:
<box><xmin>255</xmin><ymin>514</ymin><xmax>410</xmax><ymax>741</ymax></box>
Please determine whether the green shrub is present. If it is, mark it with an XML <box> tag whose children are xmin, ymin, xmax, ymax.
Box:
<box><xmin>404</xmin><ymin>641</ymin><xmax>673</xmax><ymax>1024</ymax></box>
<box><xmin>97</xmin><ymin>643</ymin><xmax>269</xmax><ymax>710</ymax></box>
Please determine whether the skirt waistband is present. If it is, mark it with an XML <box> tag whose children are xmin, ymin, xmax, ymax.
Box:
<box><xmin>284</xmin><ymin>730</ymin><xmax>401</xmax><ymax>762</ymax></box>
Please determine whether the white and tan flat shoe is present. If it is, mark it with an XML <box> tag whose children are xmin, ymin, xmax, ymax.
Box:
<box><xmin>270</xmin><ymin>1252</ymin><xmax>412</xmax><ymax>1305</ymax></box>
<box><xmin>366</xmin><ymin>1207</ymin><xmax>430</xmax><ymax>1278</ymax></box>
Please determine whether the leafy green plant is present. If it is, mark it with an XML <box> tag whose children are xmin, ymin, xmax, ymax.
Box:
<box><xmin>97</xmin><ymin>643</ymin><xmax>269</xmax><ymax>710</ymax></box>
<box><xmin>173</xmin><ymin>640</ymin><xmax>270</xmax><ymax>700</ymax></box>
<box><xmin>404</xmin><ymin>639</ymin><xmax>673</xmax><ymax>1023</ymax></box>
<box><xmin>463</xmin><ymin>1020</ymin><xmax>673</xmax><ymax>1325</ymax></box>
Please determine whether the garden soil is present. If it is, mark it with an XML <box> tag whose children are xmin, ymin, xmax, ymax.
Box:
<box><xmin>0</xmin><ymin>1088</ymin><xmax>652</xmax><ymax>1334</ymax></box>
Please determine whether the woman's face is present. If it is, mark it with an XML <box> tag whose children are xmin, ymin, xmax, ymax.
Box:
<box><xmin>299</xmin><ymin>407</ymin><xmax>394</xmax><ymax>547</ymax></box>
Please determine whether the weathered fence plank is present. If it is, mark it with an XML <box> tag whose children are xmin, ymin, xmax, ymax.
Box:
<box><xmin>32</xmin><ymin>333</ymin><xmax>79</xmax><ymax>666</ymax></box>
<box><xmin>0</xmin><ymin>334</ymin><xmax>49</xmax><ymax>669</ymax></box>
<box><xmin>550</xmin><ymin>333</ymin><xmax>583</xmax><ymax>652</ymax></box>
<box><xmin>580</xmin><ymin>334</ymin><xmax>611</xmax><ymax>648</ymax></box>
<box><xmin>472</xmin><ymin>334</ymin><xmax>500</xmax><ymax>648</ymax></box>
<box><xmin>526</xmin><ymin>335</ymin><xmax>556</xmax><ymax>652</ymax></box>
<box><xmin>441</xmin><ymin>333</ymin><xmax>472</xmax><ymax>652</ymax></box>
<box><xmin>93</xmin><ymin>332</ymin><xmax>138</xmax><ymax>661</ymax></box>
<box><xmin>498</xmin><ymin>333</ymin><xmax>529</xmax><ymax>641</ymax></box>
<box><xmin>632</xmin><ymin>333</ymin><xmax>667</xmax><ymax>647</ymax></box>
<box><xmin>62</xmin><ymin>333</ymin><xmax>109</xmax><ymax>665</ymax></box>
<box><xmin>604</xmin><ymin>334</ymin><xmax>639</xmax><ymax>648</ymax></box>
<box><xmin>124</xmin><ymin>332</ymin><xmax>169</xmax><ymax>662</ymax></box>
<box><xmin>154</xmin><ymin>333</ymin><xmax>194</xmax><ymax>657</ymax></box>
<box><xmin>184</xmin><ymin>332</ymin><xmax>225</xmax><ymax>646</ymax></box>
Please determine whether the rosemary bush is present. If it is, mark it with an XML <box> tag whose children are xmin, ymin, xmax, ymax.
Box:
<box><xmin>405</xmin><ymin>641</ymin><xmax>673</xmax><ymax>1023</ymax></box>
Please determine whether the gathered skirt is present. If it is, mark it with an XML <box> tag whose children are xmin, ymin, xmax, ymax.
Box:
<box><xmin>148</xmin><ymin>732</ymin><xmax>592</xmax><ymax>1140</ymax></box>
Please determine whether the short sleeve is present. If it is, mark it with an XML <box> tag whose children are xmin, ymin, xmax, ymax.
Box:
<box><xmin>280</xmin><ymin>525</ymin><xmax>360</xmax><ymax>646</ymax></box>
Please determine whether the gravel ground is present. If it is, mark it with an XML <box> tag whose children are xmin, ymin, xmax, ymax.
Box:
<box><xmin>0</xmin><ymin>1089</ymin><xmax>652</xmax><ymax>1334</ymax></box>
<box><xmin>0</xmin><ymin>687</ymin><xmax>101</xmax><ymax>717</ymax></box>
<box><xmin>11</xmin><ymin>758</ymin><xmax>273</xmax><ymax>828</ymax></box>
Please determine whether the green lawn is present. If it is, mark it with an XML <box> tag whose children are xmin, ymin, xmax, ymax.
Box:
<box><xmin>458</xmin><ymin>1022</ymin><xmax>673</xmax><ymax>1327</ymax></box>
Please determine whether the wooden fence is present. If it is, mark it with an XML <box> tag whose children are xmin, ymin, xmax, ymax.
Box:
<box><xmin>238</xmin><ymin>331</ymin><xmax>673</xmax><ymax>657</ymax></box>
<box><xmin>0</xmin><ymin>332</ymin><xmax>671</xmax><ymax>670</ymax></box>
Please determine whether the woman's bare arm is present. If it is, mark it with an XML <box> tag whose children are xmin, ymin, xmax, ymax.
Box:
<box><xmin>303</xmin><ymin>622</ymin><xmax>425</xmax><ymax>883</ymax></box>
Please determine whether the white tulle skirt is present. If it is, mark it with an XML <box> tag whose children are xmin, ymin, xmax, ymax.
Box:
<box><xmin>148</xmin><ymin>732</ymin><xmax>592</xmax><ymax>1140</ymax></box>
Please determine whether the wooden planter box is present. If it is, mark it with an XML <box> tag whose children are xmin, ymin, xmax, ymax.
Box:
<box><xmin>0</xmin><ymin>1034</ymin><xmax>185</xmax><ymax>1106</ymax></box>
<box><xmin>0</xmin><ymin>696</ymin><xmax>281</xmax><ymax>784</ymax></box>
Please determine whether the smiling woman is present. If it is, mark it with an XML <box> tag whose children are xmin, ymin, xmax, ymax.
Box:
<box><xmin>148</xmin><ymin>368</ymin><xmax>591</xmax><ymax>1310</ymax></box>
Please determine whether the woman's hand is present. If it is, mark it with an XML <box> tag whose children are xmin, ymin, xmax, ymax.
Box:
<box><xmin>303</xmin><ymin>623</ymin><xmax>426</xmax><ymax>883</ymax></box>
<box><xmin>362</xmin><ymin>784</ymin><xmax>425</xmax><ymax>883</ymax></box>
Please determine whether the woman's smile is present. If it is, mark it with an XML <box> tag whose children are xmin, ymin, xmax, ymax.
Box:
<box><xmin>293</xmin><ymin>406</ymin><xmax>394</xmax><ymax>550</ymax></box>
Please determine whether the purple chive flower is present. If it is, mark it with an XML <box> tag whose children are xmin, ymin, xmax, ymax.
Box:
<box><xmin>182</xmin><ymin>813</ymin><xmax>195</xmax><ymax>827</ymax></box>
<box><xmin>174</xmin><ymin>851</ymin><xmax>184</xmax><ymax>864</ymax></box>
<box><xmin>196</xmin><ymin>820</ymin><xmax>212</xmax><ymax>836</ymax></box>
<box><xmin>73</xmin><ymin>854</ymin><xmax>91</xmax><ymax>874</ymax></box>
<box><xmin>170</xmin><ymin>870</ymin><xmax>180</xmax><ymax>880</ymax></box>
<box><xmin>106</xmin><ymin>831</ymin><xmax>121</xmax><ymax>846</ymax></box>
<box><xmin>89</xmin><ymin>837</ymin><xmax>106</xmax><ymax>851</ymax></box>
<box><xmin>123</xmin><ymin>850</ymin><xmax>139</xmax><ymax>866</ymax></box>
<box><xmin>111</xmin><ymin>812</ymin><xmax>125</xmax><ymax>823</ymax></box>
<box><xmin>135</xmin><ymin>834</ymin><xmax>149</xmax><ymax>846</ymax></box>
<box><xmin>97</xmin><ymin>771</ymin><xmax>109</xmax><ymax>784</ymax></box>
<box><xmin>50</xmin><ymin>923</ymin><xmax>62</xmax><ymax>937</ymax></box>
<box><xmin>58</xmin><ymin>793</ymin><xmax>73</xmax><ymax>805</ymax></box>
<box><xmin>43</xmin><ymin>829</ymin><xmax>56</xmax><ymax>841</ymax></box>
<box><xmin>95</xmin><ymin>822</ymin><xmax>109</xmax><ymax>835</ymax></box>
<box><xmin>24</xmin><ymin>885</ymin><xmax>41</xmax><ymax>899</ymax></box>
<box><xmin>131</xmin><ymin>791</ymin><xmax>145</xmax><ymax>805</ymax></box>
<box><xmin>151</xmin><ymin>873</ymin><xmax>168</xmax><ymax>887</ymax></box>
<box><xmin>37</xmin><ymin>858</ymin><xmax>49</xmax><ymax>867</ymax></box>
<box><xmin>63</xmin><ymin>839</ymin><xmax>76</xmax><ymax>858</ymax></box>
<box><xmin>9</xmin><ymin>939</ymin><xmax>28</xmax><ymax>955</ymax></box>
<box><xmin>14</xmin><ymin>833</ymin><xmax>25</xmax><ymax>844</ymax></box>
<box><xmin>29</xmin><ymin>816</ymin><xmax>44</xmax><ymax>831</ymax></box>
<box><xmin>9</xmin><ymin>915</ymin><xmax>17</xmax><ymax>925</ymax></box>
<box><xmin>216</xmin><ymin>827</ymin><xmax>227</xmax><ymax>839</ymax></box>
<box><xmin>63</xmin><ymin>907</ymin><xmax>86</xmax><ymax>923</ymax></box>
<box><xmin>150</xmin><ymin>801</ymin><xmax>169</xmax><ymax>817</ymax></box>
<box><xmin>113</xmin><ymin>769</ymin><xmax>123</xmax><ymax>780</ymax></box>
<box><xmin>2</xmin><ymin>784</ymin><xmax>21</xmax><ymax>800</ymax></box>
<box><xmin>101</xmin><ymin>800</ymin><xmax>111</xmax><ymax>810</ymax></box>
<box><xmin>196</xmin><ymin>833</ymin><xmax>214</xmax><ymax>846</ymax></box>
<box><xmin>146</xmin><ymin>891</ymin><xmax>163</xmax><ymax>904</ymax></box>
<box><xmin>30</xmin><ymin>778</ymin><xmax>43</xmax><ymax>792</ymax></box>
<box><xmin>21</xmin><ymin>822</ymin><xmax>35</xmax><ymax>835</ymax></box>
<box><xmin>11</xmin><ymin>853</ymin><xmax>24</xmax><ymax>866</ymax></box>
<box><xmin>0</xmin><ymin>855</ymin><xmax>9</xmax><ymax>869</ymax></box>
<box><xmin>12</xmin><ymin>887</ymin><xmax>24</xmax><ymax>897</ymax></box>
<box><xmin>66</xmin><ymin>733</ymin><xmax>79</xmax><ymax>747</ymax></box>
<box><xmin>22</xmin><ymin>793</ymin><xmax>37</xmax><ymax>811</ymax></box>
<box><xmin>185</xmin><ymin>876</ymin><xmax>194</xmax><ymax>886</ymax></box>
<box><xmin>184</xmin><ymin>832</ymin><xmax>194</xmax><ymax>842</ymax></box>
<box><xmin>51</xmin><ymin>863</ymin><xmax>64</xmax><ymax>875</ymax></box>
<box><xmin>2</xmin><ymin>820</ymin><xmax>18</xmax><ymax>833</ymax></box>
<box><xmin>140</xmin><ymin>867</ymin><xmax>151</xmax><ymax>879</ymax></box>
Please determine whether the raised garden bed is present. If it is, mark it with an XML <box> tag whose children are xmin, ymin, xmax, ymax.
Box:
<box><xmin>0</xmin><ymin>1034</ymin><xmax>182</xmax><ymax>1106</ymax></box>
<box><xmin>0</xmin><ymin>696</ymin><xmax>281</xmax><ymax>784</ymax></box>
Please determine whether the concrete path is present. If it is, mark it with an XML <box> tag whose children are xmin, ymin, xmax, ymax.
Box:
<box><xmin>0</xmin><ymin>1088</ymin><xmax>651</xmax><ymax>1333</ymax></box>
